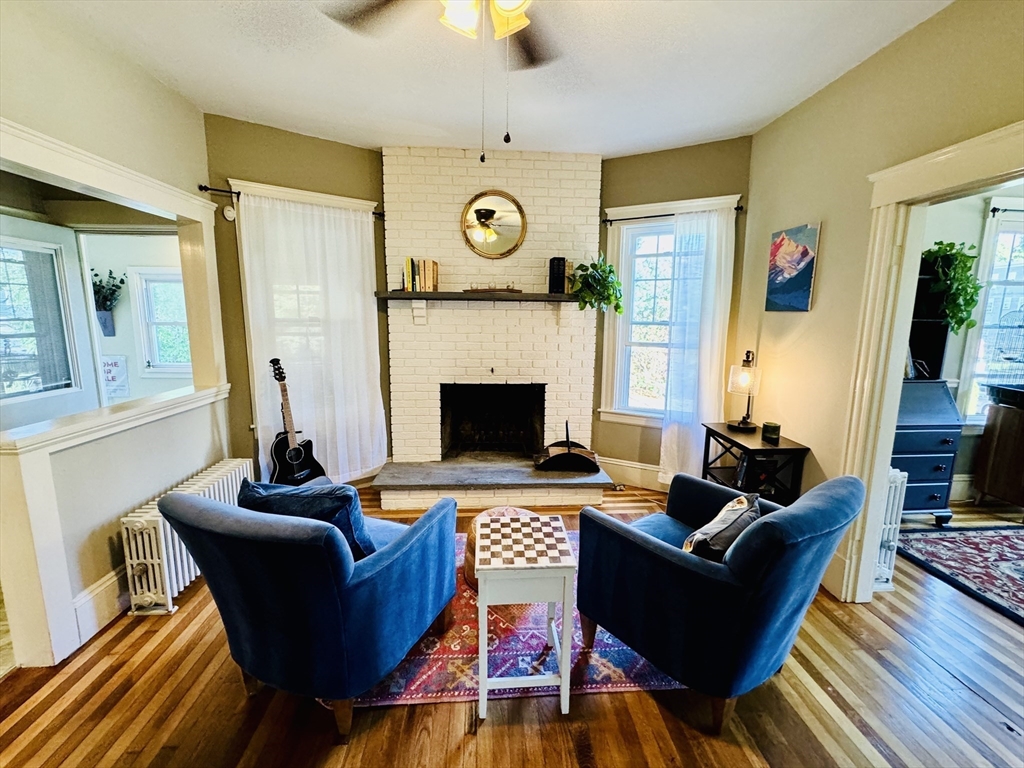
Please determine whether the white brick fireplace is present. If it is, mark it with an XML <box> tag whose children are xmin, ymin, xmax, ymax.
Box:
<box><xmin>378</xmin><ymin>147</ymin><xmax>604</xmax><ymax>508</ymax></box>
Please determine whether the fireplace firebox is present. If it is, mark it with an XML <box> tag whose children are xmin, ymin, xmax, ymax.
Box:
<box><xmin>440</xmin><ymin>383</ymin><xmax>545</xmax><ymax>459</ymax></box>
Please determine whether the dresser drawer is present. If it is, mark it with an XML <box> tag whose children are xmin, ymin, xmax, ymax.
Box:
<box><xmin>892</xmin><ymin>429</ymin><xmax>960</xmax><ymax>454</ymax></box>
<box><xmin>890</xmin><ymin>454</ymin><xmax>954</xmax><ymax>483</ymax></box>
<box><xmin>903</xmin><ymin>483</ymin><xmax>951</xmax><ymax>510</ymax></box>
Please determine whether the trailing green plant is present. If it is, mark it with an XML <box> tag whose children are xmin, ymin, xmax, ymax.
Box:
<box><xmin>91</xmin><ymin>269</ymin><xmax>127</xmax><ymax>312</ymax></box>
<box><xmin>921</xmin><ymin>241</ymin><xmax>983</xmax><ymax>334</ymax></box>
<box><xmin>570</xmin><ymin>253</ymin><xmax>623</xmax><ymax>314</ymax></box>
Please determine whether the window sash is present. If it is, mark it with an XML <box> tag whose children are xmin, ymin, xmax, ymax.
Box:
<box><xmin>0</xmin><ymin>242</ymin><xmax>75</xmax><ymax>400</ymax></box>
<box><xmin>136</xmin><ymin>272</ymin><xmax>191</xmax><ymax>371</ymax></box>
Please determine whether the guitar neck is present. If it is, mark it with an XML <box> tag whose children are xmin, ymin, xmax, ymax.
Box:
<box><xmin>278</xmin><ymin>382</ymin><xmax>298</xmax><ymax>449</ymax></box>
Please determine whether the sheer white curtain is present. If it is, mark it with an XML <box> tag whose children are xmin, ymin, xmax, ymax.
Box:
<box><xmin>659</xmin><ymin>206</ymin><xmax>737</xmax><ymax>482</ymax></box>
<box><xmin>238</xmin><ymin>193</ymin><xmax>387</xmax><ymax>482</ymax></box>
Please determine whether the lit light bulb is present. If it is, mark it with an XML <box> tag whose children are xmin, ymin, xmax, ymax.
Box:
<box><xmin>472</xmin><ymin>228</ymin><xmax>486</xmax><ymax>243</ymax></box>
<box><xmin>493</xmin><ymin>0</ymin><xmax>531</xmax><ymax>13</ymax></box>
<box><xmin>738</xmin><ymin>372</ymin><xmax>751</xmax><ymax>387</ymax></box>
<box><xmin>440</xmin><ymin>0</ymin><xmax>480</xmax><ymax>39</ymax></box>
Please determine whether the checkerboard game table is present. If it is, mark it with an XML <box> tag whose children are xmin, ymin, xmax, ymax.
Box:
<box><xmin>474</xmin><ymin>514</ymin><xmax>577</xmax><ymax>718</ymax></box>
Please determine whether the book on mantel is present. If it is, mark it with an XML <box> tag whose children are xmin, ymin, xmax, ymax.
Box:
<box><xmin>401</xmin><ymin>258</ymin><xmax>439</xmax><ymax>292</ymax></box>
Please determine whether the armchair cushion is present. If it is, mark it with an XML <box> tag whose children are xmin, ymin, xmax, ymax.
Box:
<box><xmin>237</xmin><ymin>478</ymin><xmax>377</xmax><ymax>561</ymax></box>
<box><xmin>630</xmin><ymin>513</ymin><xmax>695</xmax><ymax>549</ymax></box>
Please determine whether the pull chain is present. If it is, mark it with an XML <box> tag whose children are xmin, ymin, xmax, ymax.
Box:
<box><xmin>504</xmin><ymin>34</ymin><xmax>511</xmax><ymax>144</ymax></box>
<box><xmin>480</xmin><ymin>13</ymin><xmax>486</xmax><ymax>163</ymax></box>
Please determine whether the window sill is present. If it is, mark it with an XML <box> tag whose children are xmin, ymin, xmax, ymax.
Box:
<box><xmin>598</xmin><ymin>409</ymin><xmax>663</xmax><ymax>429</ymax></box>
<box><xmin>140</xmin><ymin>369</ymin><xmax>193</xmax><ymax>379</ymax></box>
<box><xmin>962</xmin><ymin>423</ymin><xmax>984</xmax><ymax>437</ymax></box>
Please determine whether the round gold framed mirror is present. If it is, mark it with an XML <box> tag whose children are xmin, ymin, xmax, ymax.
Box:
<box><xmin>461</xmin><ymin>190</ymin><xmax>527</xmax><ymax>259</ymax></box>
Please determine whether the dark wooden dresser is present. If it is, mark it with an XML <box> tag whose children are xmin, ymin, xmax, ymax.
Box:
<box><xmin>890</xmin><ymin>380</ymin><xmax>963</xmax><ymax>525</ymax></box>
<box><xmin>974</xmin><ymin>385</ymin><xmax>1024</xmax><ymax>507</ymax></box>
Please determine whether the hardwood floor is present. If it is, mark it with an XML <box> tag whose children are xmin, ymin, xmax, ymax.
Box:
<box><xmin>901</xmin><ymin>501</ymin><xmax>1023</xmax><ymax>531</ymax></box>
<box><xmin>2</xmin><ymin>487</ymin><xmax>1022</xmax><ymax>768</ymax></box>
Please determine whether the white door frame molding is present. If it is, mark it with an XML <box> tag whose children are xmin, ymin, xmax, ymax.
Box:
<box><xmin>831</xmin><ymin>121</ymin><xmax>1024</xmax><ymax>603</ymax></box>
<box><xmin>0</xmin><ymin>118</ymin><xmax>227</xmax><ymax>666</ymax></box>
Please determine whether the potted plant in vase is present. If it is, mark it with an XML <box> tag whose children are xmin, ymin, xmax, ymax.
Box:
<box><xmin>91</xmin><ymin>269</ymin><xmax>126</xmax><ymax>337</ymax></box>
<box><xmin>921</xmin><ymin>241</ymin><xmax>983</xmax><ymax>334</ymax></box>
<box><xmin>570</xmin><ymin>253</ymin><xmax>623</xmax><ymax>314</ymax></box>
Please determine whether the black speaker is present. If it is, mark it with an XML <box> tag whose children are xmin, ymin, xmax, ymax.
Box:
<box><xmin>548</xmin><ymin>257</ymin><xmax>566</xmax><ymax>294</ymax></box>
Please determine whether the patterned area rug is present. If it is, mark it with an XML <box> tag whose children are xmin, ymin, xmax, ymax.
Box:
<box><xmin>356</xmin><ymin>531</ymin><xmax>683</xmax><ymax>706</ymax></box>
<box><xmin>898</xmin><ymin>526</ymin><xmax>1024</xmax><ymax>626</ymax></box>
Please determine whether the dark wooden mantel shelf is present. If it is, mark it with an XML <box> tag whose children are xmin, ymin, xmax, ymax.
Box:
<box><xmin>375</xmin><ymin>291</ymin><xmax>578</xmax><ymax>302</ymax></box>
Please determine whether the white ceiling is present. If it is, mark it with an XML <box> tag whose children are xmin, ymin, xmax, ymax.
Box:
<box><xmin>45</xmin><ymin>0</ymin><xmax>952</xmax><ymax>157</ymax></box>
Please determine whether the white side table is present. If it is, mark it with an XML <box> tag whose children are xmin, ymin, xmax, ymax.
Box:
<box><xmin>475</xmin><ymin>514</ymin><xmax>577</xmax><ymax>718</ymax></box>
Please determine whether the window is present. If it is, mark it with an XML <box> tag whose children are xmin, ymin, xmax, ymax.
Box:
<box><xmin>133</xmin><ymin>269</ymin><xmax>191</xmax><ymax>373</ymax></box>
<box><xmin>600</xmin><ymin>196</ymin><xmax>738</xmax><ymax>426</ymax></box>
<box><xmin>959</xmin><ymin>208</ymin><xmax>1024</xmax><ymax>421</ymax></box>
<box><xmin>0</xmin><ymin>240</ymin><xmax>74</xmax><ymax>400</ymax></box>
<box><xmin>619</xmin><ymin>223</ymin><xmax>675</xmax><ymax>412</ymax></box>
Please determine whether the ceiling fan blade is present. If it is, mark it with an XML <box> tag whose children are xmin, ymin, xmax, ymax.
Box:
<box><xmin>320</xmin><ymin>0</ymin><xmax>403</xmax><ymax>33</ymax></box>
<box><xmin>509</xmin><ymin>22</ymin><xmax>558</xmax><ymax>70</ymax></box>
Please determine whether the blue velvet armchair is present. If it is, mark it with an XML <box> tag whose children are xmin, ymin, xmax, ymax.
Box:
<box><xmin>156</xmin><ymin>490</ymin><xmax>457</xmax><ymax>740</ymax></box>
<box><xmin>578</xmin><ymin>473</ymin><xmax>864</xmax><ymax>732</ymax></box>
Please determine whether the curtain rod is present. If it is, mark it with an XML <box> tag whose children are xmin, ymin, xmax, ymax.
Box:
<box><xmin>198</xmin><ymin>184</ymin><xmax>240</xmax><ymax>198</ymax></box>
<box><xmin>991</xmin><ymin>206</ymin><xmax>1024</xmax><ymax>218</ymax></box>
<box><xmin>198</xmin><ymin>184</ymin><xmax>385</xmax><ymax>220</ymax></box>
<box><xmin>602</xmin><ymin>205</ymin><xmax>744</xmax><ymax>226</ymax></box>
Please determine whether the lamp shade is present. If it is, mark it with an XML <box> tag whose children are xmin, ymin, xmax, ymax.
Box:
<box><xmin>440</xmin><ymin>0</ymin><xmax>480</xmax><ymax>38</ymax></box>
<box><xmin>727</xmin><ymin>364</ymin><xmax>761</xmax><ymax>396</ymax></box>
<box><xmin>490</xmin><ymin>0</ymin><xmax>531</xmax><ymax>39</ymax></box>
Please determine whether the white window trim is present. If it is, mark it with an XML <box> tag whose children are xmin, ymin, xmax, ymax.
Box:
<box><xmin>128</xmin><ymin>266</ymin><xmax>192</xmax><ymax>378</ymax></box>
<box><xmin>0</xmin><ymin>234</ymin><xmax>82</xmax><ymax>401</ymax></box>
<box><xmin>599</xmin><ymin>195</ymin><xmax>741</xmax><ymax>427</ymax></box>
<box><xmin>954</xmin><ymin>196</ymin><xmax>1023</xmax><ymax>422</ymax></box>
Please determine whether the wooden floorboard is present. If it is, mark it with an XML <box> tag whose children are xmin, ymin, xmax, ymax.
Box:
<box><xmin>2</xmin><ymin>486</ymin><xmax>1021</xmax><ymax>768</ymax></box>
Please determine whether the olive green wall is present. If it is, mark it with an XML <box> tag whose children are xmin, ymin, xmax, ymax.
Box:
<box><xmin>594</xmin><ymin>137</ymin><xmax>752</xmax><ymax>465</ymax></box>
<box><xmin>735</xmin><ymin>0</ymin><xmax>1024</xmax><ymax>489</ymax></box>
<box><xmin>203</xmin><ymin>115</ymin><xmax>387</xmax><ymax>462</ymax></box>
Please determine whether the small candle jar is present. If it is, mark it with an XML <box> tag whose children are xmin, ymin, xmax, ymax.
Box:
<box><xmin>762</xmin><ymin>422</ymin><xmax>781</xmax><ymax>445</ymax></box>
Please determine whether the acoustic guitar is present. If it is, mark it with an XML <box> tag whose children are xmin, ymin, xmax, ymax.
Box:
<box><xmin>268</xmin><ymin>358</ymin><xmax>327</xmax><ymax>486</ymax></box>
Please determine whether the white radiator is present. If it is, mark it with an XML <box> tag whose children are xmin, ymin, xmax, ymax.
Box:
<box><xmin>121</xmin><ymin>458</ymin><xmax>253</xmax><ymax>615</ymax></box>
<box><xmin>874</xmin><ymin>467</ymin><xmax>908</xmax><ymax>591</ymax></box>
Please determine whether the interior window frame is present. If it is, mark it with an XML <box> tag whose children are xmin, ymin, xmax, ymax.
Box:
<box><xmin>0</xmin><ymin>235</ymin><xmax>80</xmax><ymax>403</ymax></box>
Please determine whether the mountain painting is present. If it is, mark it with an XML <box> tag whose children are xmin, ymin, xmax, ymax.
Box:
<box><xmin>765</xmin><ymin>222</ymin><xmax>819</xmax><ymax>312</ymax></box>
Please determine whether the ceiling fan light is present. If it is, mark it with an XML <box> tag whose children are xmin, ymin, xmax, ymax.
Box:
<box><xmin>490</xmin><ymin>4</ymin><xmax>530</xmax><ymax>40</ymax></box>
<box><xmin>492</xmin><ymin>0</ymin><xmax>532</xmax><ymax>16</ymax></box>
<box><xmin>440</xmin><ymin>0</ymin><xmax>480</xmax><ymax>39</ymax></box>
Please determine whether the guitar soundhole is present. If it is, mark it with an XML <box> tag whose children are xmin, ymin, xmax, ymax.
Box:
<box><xmin>285</xmin><ymin>446</ymin><xmax>305</xmax><ymax>465</ymax></box>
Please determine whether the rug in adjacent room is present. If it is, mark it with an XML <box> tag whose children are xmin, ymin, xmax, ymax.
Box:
<box><xmin>356</xmin><ymin>531</ymin><xmax>684</xmax><ymax>706</ymax></box>
<box><xmin>898</xmin><ymin>526</ymin><xmax>1024</xmax><ymax>625</ymax></box>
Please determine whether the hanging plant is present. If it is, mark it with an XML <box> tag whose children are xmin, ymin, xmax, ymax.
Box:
<box><xmin>91</xmin><ymin>269</ymin><xmax>127</xmax><ymax>312</ymax></box>
<box><xmin>921</xmin><ymin>241</ymin><xmax>983</xmax><ymax>334</ymax></box>
<box><xmin>570</xmin><ymin>253</ymin><xmax>623</xmax><ymax>314</ymax></box>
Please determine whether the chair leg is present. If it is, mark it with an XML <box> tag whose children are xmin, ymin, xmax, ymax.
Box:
<box><xmin>239</xmin><ymin>667</ymin><xmax>262</xmax><ymax>698</ymax></box>
<box><xmin>428</xmin><ymin>600</ymin><xmax>454</xmax><ymax>637</ymax></box>
<box><xmin>580</xmin><ymin>613</ymin><xmax>598</xmax><ymax>649</ymax></box>
<box><xmin>332</xmin><ymin>699</ymin><xmax>354</xmax><ymax>743</ymax></box>
<box><xmin>710</xmin><ymin>697</ymin><xmax>736</xmax><ymax>735</ymax></box>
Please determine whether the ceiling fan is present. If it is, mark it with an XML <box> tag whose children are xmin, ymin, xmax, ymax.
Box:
<box><xmin>470</xmin><ymin>207</ymin><xmax>518</xmax><ymax>242</ymax></box>
<box><xmin>321</xmin><ymin>0</ymin><xmax>559</xmax><ymax>70</ymax></box>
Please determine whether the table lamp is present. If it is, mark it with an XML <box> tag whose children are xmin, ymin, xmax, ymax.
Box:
<box><xmin>726</xmin><ymin>350</ymin><xmax>762</xmax><ymax>433</ymax></box>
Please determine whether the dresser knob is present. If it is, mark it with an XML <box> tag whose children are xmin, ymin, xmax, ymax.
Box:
<box><xmin>935</xmin><ymin>464</ymin><xmax>947</xmax><ymax>472</ymax></box>
<box><xmin>941</xmin><ymin>437</ymin><xmax>954</xmax><ymax>445</ymax></box>
<box><xmin>929</xmin><ymin>493</ymin><xmax>941</xmax><ymax>501</ymax></box>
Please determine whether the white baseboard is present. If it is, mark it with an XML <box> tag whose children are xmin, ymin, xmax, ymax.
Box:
<box><xmin>73</xmin><ymin>566</ymin><xmax>129</xmax><ymax>644</ymax></box>
<box><xmin>950</xmin><ymin>473</ymin><xmax>975</xmax><ymax>503</ymax></box>
<box><xmin>600</xmin><ymin>458</ymin><xmax>669</xmax><ymax>492</ymax></box>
